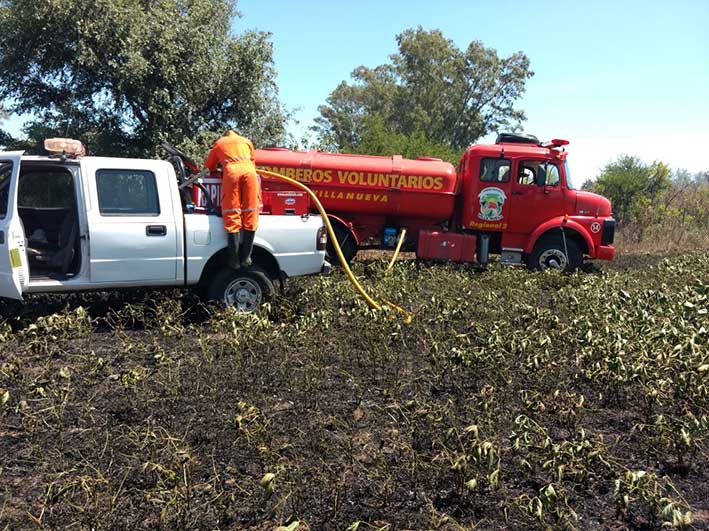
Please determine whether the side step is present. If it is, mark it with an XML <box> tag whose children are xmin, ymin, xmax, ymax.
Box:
<box><xmin>501</xmin><ymin>248</ymin><xmax>524</xmax><ymax>266</ymax></box>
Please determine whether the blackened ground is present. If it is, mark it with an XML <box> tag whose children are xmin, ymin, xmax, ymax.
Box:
<box><xmin>0</xmin><ymin>252</ymin><xmax>707</xmax><ymax>530</ymax></box>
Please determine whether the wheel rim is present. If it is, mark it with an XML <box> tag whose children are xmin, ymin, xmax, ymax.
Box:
<box><xmin>224</xmin><ymin>277</ymin><xmax>262</xmax><ymax>312</ymax></box>
<box><xmin>539</xmin><ymin>248</ymin><xmax>568</xmax><ymax>270</ymax></box>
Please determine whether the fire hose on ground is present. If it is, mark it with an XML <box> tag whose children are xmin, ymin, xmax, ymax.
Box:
<box><xmin>257</xmin><ymin>170</ymin><xmax>413</xmax><ymax>324</ymax></box>
<box><xmin>385</xmin><ymin>228</ymin><xmax>407</xmax><ymax>275</ymax></box>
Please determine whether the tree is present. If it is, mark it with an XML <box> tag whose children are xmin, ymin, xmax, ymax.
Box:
<box><xmin>0</xmin><ymin>0</ymin><xmax>287</xmax><ymax>158</ymax></box>
<box><xmin>0</xmin><ymin>105</ymin><xmax>8</xmax><ymax>149</ymax></box>
<box><xmin>580</xmin><ymin>179</ymin><xmax>595</xmax><ymax>191</ymax></box>
<box><xmin>346</xmin><ymin>115</ymin><xmax>463</xmax><ymax>164</ymax></box>
<box><xmin>314</xmin><ymin>27</ymin><xmax>533</xmax><ymax>154</ymax></box>
<box><xmin>592</xmin><ymin>155</ymin><xmax>671</xmax><ymax>224</ymax></box>
<box><xmin>695</xmin><ymin>170</ymin><xmax>709</xmax><ymax>184</ymax></box>
<box><xmin>588</xmin><ymin>158</ymin><xmax>707</xmax><ymax>247</ymax></box>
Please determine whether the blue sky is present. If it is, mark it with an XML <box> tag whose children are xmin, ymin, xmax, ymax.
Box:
<box><xmin>235</xmin><ymin>0</ymin><xmax>709</xmax><ymax>181</ymax></box>
<box><xmin>3</xmin><ymin>1</ymin><xmax>707</xmax><ymax>181</ymax></box>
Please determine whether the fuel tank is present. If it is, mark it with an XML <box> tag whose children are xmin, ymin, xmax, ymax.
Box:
<box><xmin>256</xmin><ymin>148</ymin><xmax>458</xmax><ymax>222</ymax></box>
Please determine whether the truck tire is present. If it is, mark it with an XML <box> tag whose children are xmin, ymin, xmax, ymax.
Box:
<box><xmin>528</xmin><ymin>234</ymin><xmax>582</xmax><ymax>272</ymax></box>
<box><xmin>205</xmin><ymin>267</ymin><xmax>275</xmax><ymax>312</ymax></box>
<box><xmin>326</xmin><ymin>224</ymin><xmax>357</xmax><ymax>265</ymax></box>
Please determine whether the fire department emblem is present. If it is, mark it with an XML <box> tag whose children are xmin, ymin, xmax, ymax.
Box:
<box><xmin>590</xmin><ymin>222</ymin><xmax>601</xmax><ymax>233</ymax></box>
<box><xmin>478</xmin><ymin>187</ymin><xmax>507</xmax><ymax>221</ymax></box>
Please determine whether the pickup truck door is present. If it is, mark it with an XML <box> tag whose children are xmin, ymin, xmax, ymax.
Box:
<box><xmin>0</xmin><ymin>152</ymin><xmax>29</xmax><ymax>299</ymax></box>
<box><xmin>83</xmin><ymin>159</ymin><xmax>180</xmax><ymax>284</ymax></box>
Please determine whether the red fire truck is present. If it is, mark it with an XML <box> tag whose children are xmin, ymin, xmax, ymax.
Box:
<box><xmin>194</xmin><ymin>133</ymin><xmax>616</xmax><ymax>271</ymax></box>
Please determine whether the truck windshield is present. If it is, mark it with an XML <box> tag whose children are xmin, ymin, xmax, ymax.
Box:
<box><xmin>564</xmin><ymin>160</ymin><xmax>576</xmax><ymax>190</ymax></box>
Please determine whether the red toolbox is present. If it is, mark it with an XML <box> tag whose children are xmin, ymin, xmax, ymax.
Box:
<box><xmin>262</xmin><ymin>190</ymin><xmax>309</xmax><ymax>215</ymax></box>
<box><xmin>190</xmin><ymin>173</ymin><xmax>309</xmax><ymax>216</ymax></box>
<box><xmin>416</xmin><ymin>230</ymin><xmax>477</xmax><ymax>263</ymax></box>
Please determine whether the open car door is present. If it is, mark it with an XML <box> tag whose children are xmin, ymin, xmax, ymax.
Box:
<box><xmin>0</xmin><ymin>152</ymin><xmax>28</xmax><ymax>300</ymax></box>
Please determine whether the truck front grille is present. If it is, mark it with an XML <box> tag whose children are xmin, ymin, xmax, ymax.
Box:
<box><xmin>602</xmin><ymin>219</ymin><xmax>615</xmax><ymax>245</ymax></box>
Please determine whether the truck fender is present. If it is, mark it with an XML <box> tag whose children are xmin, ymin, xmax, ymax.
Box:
<box><xmin>327</xmin><ymin>214</ymin><xmax>360</xmax><ymax>246</ymax></box>
<box><xmin>198</xmin><ymin>244</ymin><xmax>281</xmax><ymax>289</ymax></box>
<box><xmin>525</xmin><ymin>217</ymin><xmax>596</xmax><ymax>258</ymax></box>
<box><xmin>252</xmin><ymin>234</ymin><xmax>275</xmax><ymax>255</ymax></box>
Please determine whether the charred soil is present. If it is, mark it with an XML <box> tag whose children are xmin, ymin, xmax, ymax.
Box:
<box><xmin>0</xmin><ymin>253</ymin><xmax>707</xmax><ymax>530</ymax></box>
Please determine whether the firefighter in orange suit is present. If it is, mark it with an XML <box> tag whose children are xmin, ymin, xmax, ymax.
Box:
<box><xmin>205</xmin><ymin>130</ymin><xmax>260</xmax><ymax>269</ymax></box>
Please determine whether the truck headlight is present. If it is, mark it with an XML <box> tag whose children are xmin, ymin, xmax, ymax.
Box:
<box><xmin>602</xmin><ymin>219</ymin><xmax>615</xmax><ymax>245</ymax></box>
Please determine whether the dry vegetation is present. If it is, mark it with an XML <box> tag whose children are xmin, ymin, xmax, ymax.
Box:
<box><xmin>1</xmin><ymin>252</ymin><xmax>708</xmax><ymax>530</ymax></box>
<box><xmin>614</xmin><ymin>226</ymin><xmax>709</xmax><ymax>256</ymax></box>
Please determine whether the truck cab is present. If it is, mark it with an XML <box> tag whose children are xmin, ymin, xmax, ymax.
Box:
<box><xmin>458</xmin><ymin>134</ymin><xmax>615</xmax><ymax>270</ymax></box>
<box><xmin>0</xmin><ymin>140</ymin><xmax>329</xmax><ymax>311</ymax></box>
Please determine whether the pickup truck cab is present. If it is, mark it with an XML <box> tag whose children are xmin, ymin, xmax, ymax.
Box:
<box><xmin>0</xmin><ymin>140</ymin><xmax>329</xmax><ymax>311</ymax></box>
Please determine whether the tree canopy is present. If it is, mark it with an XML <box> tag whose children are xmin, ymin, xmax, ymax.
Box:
<box><xmin>314</xmin><ymin>27</ymin><xmax>533</xmax><ymax>155</ymax></box>
<box><xmin>592</xmin><ymin>155</ymin><xmax>671</xmax><ymax>224</ymax></box>
<box><xmin>343</xmin><ymin>115</ymin><xmax>463</xmax><ymax>164</ymax></box>
<box><xmin>0</xmin><ymin>0</ymin><xmax>287</xmax><ymax>157</ymax></box>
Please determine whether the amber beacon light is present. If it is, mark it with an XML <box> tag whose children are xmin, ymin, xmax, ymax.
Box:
<box><xmin>44</xmin><ymin>138</ymin><xmax>86</xmax><ymax>157</ymax></box>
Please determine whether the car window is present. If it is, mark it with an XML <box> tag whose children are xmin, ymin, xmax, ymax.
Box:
<box><xmin>0</xmin><ymin>162</ymin><xmax>11</xmax><ymax>219</ymax></box>
<box><xmin>518</xmin><ymin>164</ymin><xmax>537</xmax><ymax>186</ymax></box>
<box><xmin>480</xmin><ymin>158</ymin><xmax>510</xmax><ymax>182</ymax></box>
<box><xmin>518</xmin><ymin>161</ymin><xmax>560</xmax><ymax>187</ymax></box>
<box><xmin>96</xmin><ymin>169</ymin><xmax>160</xmax><ymax>216</ymax></box>
<box><xmin>545</xmin><ymin>164</ymin><xmax>560</xmax><ymax>186</ymax></box>
<box><xmin>19</xmin><ymin>170</ymin><xmax>74</xmax><ymax>208</ymax></box>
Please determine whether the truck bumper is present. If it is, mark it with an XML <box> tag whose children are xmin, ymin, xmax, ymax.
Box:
<box><xmin>595</xmin><ymin>245</ymin><xmax>615</xmax><ymax>261</ymax></box>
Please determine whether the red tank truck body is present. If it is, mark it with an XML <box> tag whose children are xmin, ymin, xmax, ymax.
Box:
<box><xmin>196</xmin><ymin>133</ymin><xmax>616</xmax><ymax>270</ymax></box>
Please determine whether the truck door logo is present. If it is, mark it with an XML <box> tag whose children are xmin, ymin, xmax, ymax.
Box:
<box><xmin>478</xmin><ymin>187</ymin><xmax>507</xmax><ymax>221</ymax></box>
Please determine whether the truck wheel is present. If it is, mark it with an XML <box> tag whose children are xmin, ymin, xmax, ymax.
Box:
<box><xmin>206</xmin><ymin>267</ymin><xmax>275</xmax><ymax>312</ymax></box>
<box><xmin>528</xmin><ymin>234</ymin><xmax>582</xmax><ymax>272</ymax></box>
<box><xmin>326</xmin><ymin>224</ymin><xmax>357</xmax><ymax>264</ymax></box>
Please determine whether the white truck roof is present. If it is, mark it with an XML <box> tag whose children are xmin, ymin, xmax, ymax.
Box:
<box><xmin>21</xmin><ymin>155</ymin><xmax>173</xmax><ymax>167</ymax></box>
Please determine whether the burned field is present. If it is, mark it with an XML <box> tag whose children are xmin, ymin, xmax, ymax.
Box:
<box><xmin>0</xmin><ymin>253</ymin><xmax>707</xmax><ymax>530</ymax></box>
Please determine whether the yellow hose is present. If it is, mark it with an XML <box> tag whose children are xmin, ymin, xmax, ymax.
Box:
<box><xmin>258</xmin><ymin>169</ymin><xmax>412</xmax><ymax>324</ymax></box>
<box><xmin>385</xmin><ymin>228</ymin><xmax>407</xmax><ymax>275</ymax></box>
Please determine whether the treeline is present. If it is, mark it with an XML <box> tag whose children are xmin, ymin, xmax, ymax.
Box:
<box><xmin>584</xmin><ymin>157</ymin><xmax>709</xmax><ymax>251</ymax></box>
<box><xmin>0</xmin><ymin>0</ymin><xmax>288</xmax><ymax>158</ymax></box>
<box><xmin>311</xmin><ymin>27</ymin><xmax>532</xmax><ymax>164</ymax></box>
<box><xmin>0</xmin><ymin>1</ymin><xmax>533</xmax><ymax>165</ymax></box>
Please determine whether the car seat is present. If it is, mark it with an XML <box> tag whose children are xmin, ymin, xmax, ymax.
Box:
<box><xmin>26</xmin><ymin>211</ymin><xmax>77</xmax><ymax>274</ymax></box>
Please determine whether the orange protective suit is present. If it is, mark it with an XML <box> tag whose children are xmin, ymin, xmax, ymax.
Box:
<box><xmin>204</xmin><ymin>130</ymin><xmax>260</xmax><ymax>233</ymax></box>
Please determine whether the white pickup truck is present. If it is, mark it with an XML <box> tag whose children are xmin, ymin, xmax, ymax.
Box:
<box><xmin>0</xmin><ymin>140</ymin><xmax>329</xmax><ymax>311</ymax></box>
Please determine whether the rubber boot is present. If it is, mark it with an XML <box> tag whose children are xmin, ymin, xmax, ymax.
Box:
<box><xmin>240</xmin><ymin>229</ymin><xmax>255</xmax><ymax>268</ymax></box>
<box><xmin>227</xmin><ymin>232</ymin><xmax>240</xmax><ymax>269</ymax></box>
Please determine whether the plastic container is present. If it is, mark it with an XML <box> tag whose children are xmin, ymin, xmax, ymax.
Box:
<box><xmin>383</xmin><ymin>227</ymin><xmax>398</xmax><ymax>247</ymax></box>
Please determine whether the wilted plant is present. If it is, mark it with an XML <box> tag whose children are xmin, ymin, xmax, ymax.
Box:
<box><xmin>0</xmin><ymin>252</ymin><xmax>707</xmax><ymax>529</ymax></box>
<box><xmin>614</xmin><ymin>469</ymin><xmax>693</xmax><ymax>528</ymax></box>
